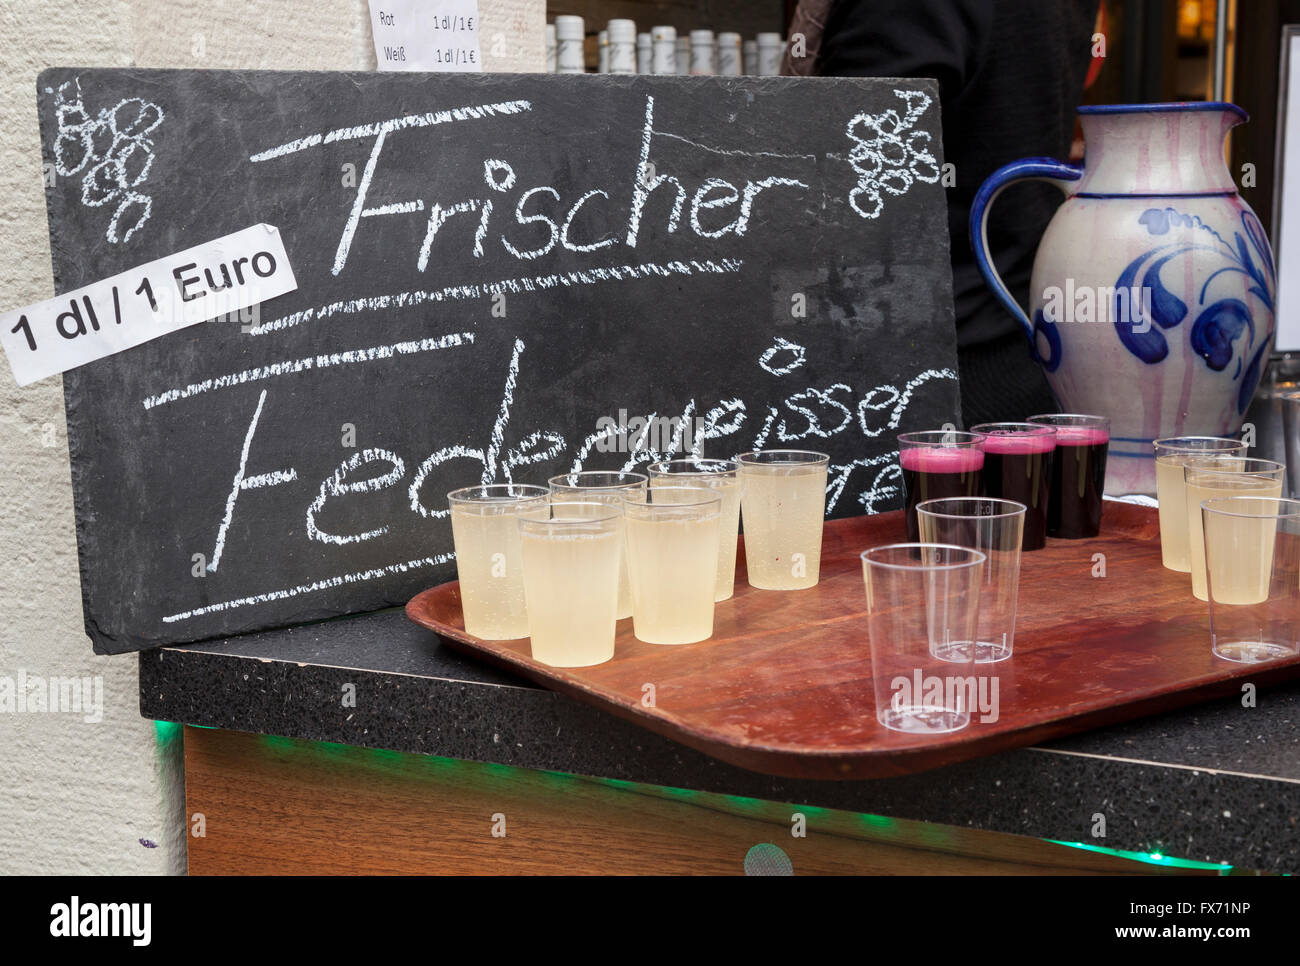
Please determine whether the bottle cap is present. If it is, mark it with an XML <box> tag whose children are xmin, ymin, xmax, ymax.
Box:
<box><xmin>555</xmin><ymin>15</ymin><xmax>584</xmax><ymax>40</ymax></box>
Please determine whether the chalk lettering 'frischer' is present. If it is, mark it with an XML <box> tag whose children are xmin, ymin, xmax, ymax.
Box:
<box><xmin>248</xmin><ymin>96</ymin><xmax>810</xmax><ymax>277</ymax></box>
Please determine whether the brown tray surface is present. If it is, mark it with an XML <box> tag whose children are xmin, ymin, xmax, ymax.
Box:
<box><xmin>406</xmin><ymin>503</ymin><xmax>1300</xmax><ymax>780</ymax></box>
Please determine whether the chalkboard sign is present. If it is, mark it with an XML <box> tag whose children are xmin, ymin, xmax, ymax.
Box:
<box><xmin>38</xmin><ymin>69</ymin><xmax>961</xmax><ymax>654</ymax></box>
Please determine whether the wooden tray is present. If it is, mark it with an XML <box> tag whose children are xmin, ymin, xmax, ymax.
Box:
<box><xmin>405</xmin><ymin>504</ymin><xmax>1300</xmax><ymax>780</ymax></box>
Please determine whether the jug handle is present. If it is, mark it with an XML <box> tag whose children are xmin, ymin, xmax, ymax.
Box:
<box><xmin>969</xmin><ymin>157</ymin><xmax>1083</xmax><ymax>343</ymax></box>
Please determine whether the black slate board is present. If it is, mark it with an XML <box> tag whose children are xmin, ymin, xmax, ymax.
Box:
<box><xmin>37</xmin><ymin>69</ymin><xmax>960</xmax><ymax>654</ymax></box>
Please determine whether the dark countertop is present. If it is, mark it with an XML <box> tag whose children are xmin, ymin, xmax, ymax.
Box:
<box><xmin>139</xmin><ymin>607</ymin><xmax>1300</xmax><ymax>873</ymax></box>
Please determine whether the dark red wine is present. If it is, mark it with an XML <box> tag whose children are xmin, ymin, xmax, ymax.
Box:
<box><xmin>899</xmin><ymin>447</ymin><xmax>984</xmax><ymax>541</ymax></box>
<box><xmin>980</xmin><ymin>433</ymin><xmax>1055</xmax><ymax>550</ymax></box>
<box><xmin>1047</xmin><ymin>426</ymin><xmax>1109</xmax><ymax>538</ymax></box>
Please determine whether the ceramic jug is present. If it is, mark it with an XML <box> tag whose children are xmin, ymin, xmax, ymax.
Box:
<box><xmin>971</xmin><ymin>102</ymin><xmax>1276</xmax><ymax>495</ymax></box>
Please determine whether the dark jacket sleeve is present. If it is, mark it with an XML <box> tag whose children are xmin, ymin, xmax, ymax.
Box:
<box><xmin>817</xmin><ymin>0</ymin><xmax>995</xmax><ymax>105</ymax></box>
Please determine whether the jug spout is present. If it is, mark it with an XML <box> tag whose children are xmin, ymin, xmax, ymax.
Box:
<box><xmin>1074</xmin><ymin>102</ymin><xmax>1247</xmax><ymax>197</ymax></box>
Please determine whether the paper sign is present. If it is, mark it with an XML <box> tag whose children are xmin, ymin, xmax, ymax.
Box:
<box><xmin>369</xmin><ymin>0</ymin><xmax>482</xmax><ymax>73</ymax></box>
<box><xmin>1</xmin><ymin>224</ymin><xmax>297</xmax><ymax>386</ymax></box>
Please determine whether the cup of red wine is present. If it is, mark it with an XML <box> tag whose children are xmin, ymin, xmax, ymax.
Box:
<box><xmin>897</xmin><ymin>430</ymin><xmax>985</xmax><ymax>542</ymax></box>
<box><xmin>1027</xmin><ymin>413</ymin><xmax>1110</xmax><ymax>539</ymax></box>
<box><xmin>969</xmin><ymin>422</ymin><xmax>1057</xmax><ymax>551</ymax></box>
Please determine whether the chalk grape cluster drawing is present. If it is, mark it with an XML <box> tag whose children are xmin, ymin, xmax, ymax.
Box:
<box><xmin>49</xmin><ymin>79</ymin><xmax>164</xmax><ymax>244</ymax></box>
<box><xmin>845</xmin><ymin>89</ymin><xmax>940</xmax><ymax>220</ymax></box>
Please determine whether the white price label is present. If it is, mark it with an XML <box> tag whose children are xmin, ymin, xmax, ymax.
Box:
<box><xmin>369</xmin><ymin>0</ymin><xmax>482</xmax><ymax>73</ymax></box>
<box><xmin>1</xmin><ymin>224</ymin><xmax>297</xmax><ymax>386</ymax></box>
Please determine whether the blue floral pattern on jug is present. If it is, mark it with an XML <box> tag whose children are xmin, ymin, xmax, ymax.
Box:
<box><xmin>1112</xmin><ymin>207</ymin><xmax>1275</xmax><ymax>414</ymax></box>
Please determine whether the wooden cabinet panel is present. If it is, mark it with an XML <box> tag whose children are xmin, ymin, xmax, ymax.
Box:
<box><xmin>184</xmin><ymin>727</ymin><xmax>1220</xmax><ymax>875</ymax></box>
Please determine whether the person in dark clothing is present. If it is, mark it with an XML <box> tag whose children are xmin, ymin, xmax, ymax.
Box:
<box><xmin>787</xmin><ymin>0</ymin><xmax>1099</xmax><ymax>428</ymax></box>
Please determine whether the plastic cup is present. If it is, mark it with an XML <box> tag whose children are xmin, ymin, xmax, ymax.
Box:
<box><xmin>647</xmin><ymin>459</ymin><xmax>740</xmax><ymax>601</ymax></box>
<box><xmin>447</xmin><ymin>484</ymin><xmax>549</xmax><ymax>639</ymax></box>
<box><xmin>1026</xmin><ymin>413</ymin><xmax>1110</xmax><ymax>538</ymax></box>
<box><xmin>1184</xmin><ymin>457</ymin><xmax>1286</xmax><ymax>602</ymax></box>
<box><xmin>548</xmin><ymin>471</ymin><xmax>647</xmax><ymax>619</ymax></box>
<box><xmin>622</xmin><ymin>486</ymin><xmax>721</xmax><ymax>644</ymax></box>
<box><xmin>897</xmin><ymin>430</ymin><xmax>985</xmax><ymax>542</ymax></box>
<box><xmin>970</xmin><ymin>422</ymin><xmax>1056</xmax><ymax>551</ymax></box>
<box><xmin>916</xmin><ymin>497</ymin><xmax>1026</xmax><ymax>663</ymax></box>
<box><xmin>862</xmin><ymin>544</ymin><xmax>985</xmax><ymax>734</ymax></box>
<box><xmin>1201</xmin><ymin>496</ymin><xmax>1300</xmax><ymax>663</ymax></box>
<box><xmin>735</xmin><ymin>450</ymin><xmax>829</xmax><ymax>590</ymax></box>
<box><xmin>1153</xmin><ymin>436</ymin><xmax>1249</xmax><ymax>572</ymax></box>
<box><xmin>517</xmin><ymin>501</ymin><xmax>623</xmax><ymax>668</ymax></box>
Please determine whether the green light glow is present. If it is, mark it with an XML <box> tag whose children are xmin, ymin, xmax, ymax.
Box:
<box><xmin>536</xmin><ymin>769</ymin><xmax>577</xmax><ymax>786</ymax></box>
<box><xmin>859</xmin><ymin>813</ymin><xmax>898</xmax><ymax>830</ymax></box>
<box><xmin>221</xmin><ymin>733</ymin><xmax>1239</xmax><ymax>872</ymax></box>
<box><xmin>1046</xmin><ymin>839</ymin><xmax>1233</xmax><ymax>872</ymax></box>
<box><xmin>153</xmin><ymin>720</ymin><xmax>182</xmax><ymax>742</ymax></box>
<box><xmin>660</xmin><ymin>785</ymin><xmax>693</xmax><ymax>797</ymax></box>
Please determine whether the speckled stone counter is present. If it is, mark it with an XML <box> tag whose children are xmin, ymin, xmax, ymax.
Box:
<box><xmin>138</xmin><ymin>607</ymin><xmax>1300</xmax><ymax>872</ymax></box>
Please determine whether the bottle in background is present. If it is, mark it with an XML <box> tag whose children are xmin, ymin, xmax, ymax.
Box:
<box><xmin>690</xmin><ymin>29</ymin><xmax>716</xmax><ymax>75</ymax></box>
<box><xmin>636</xmin><ymin>31</ymin><xmax>652</xmax><ymax>73</ymax></box>
<box><xmin>608</xmin><ymin>19</ymin><xmax>637</xmax><ymax>74</ymax></box>
<box><xmin>717</xmin><ymin>31</ymin><xmax>742</xmax><ymax>76</ymax></box>
<box><xmin>544</xmin><ymin>23</ymin><xmax>556</xmax><ymax>73</ymax></box>
<box><xmin>651</xmin><ymin>25</ymin><xmax>677</xmax><ymax>74</ymax></box>
<box><xmin>555</xmin><ymin>15</ymin><xmax>585</xmax><ymax>74</ymax></box>
<box><xmin>756</xmin><ymin>32</ymin><xmax>784</xmax><ymax>75</ymax></box>
<box><xmin>597</xmin><ymin>29</ymin><xmax>609</xmax><ymax>73</ymax></box>
<box><xmin>675</xmin><ymin>36</ymin><xmax>690</xmax><ymax>75</ymax></box>
<box><xmin>742</xmin><ymin>39</ymin><xmax>758</xmax><ymax>75</ymax></box>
